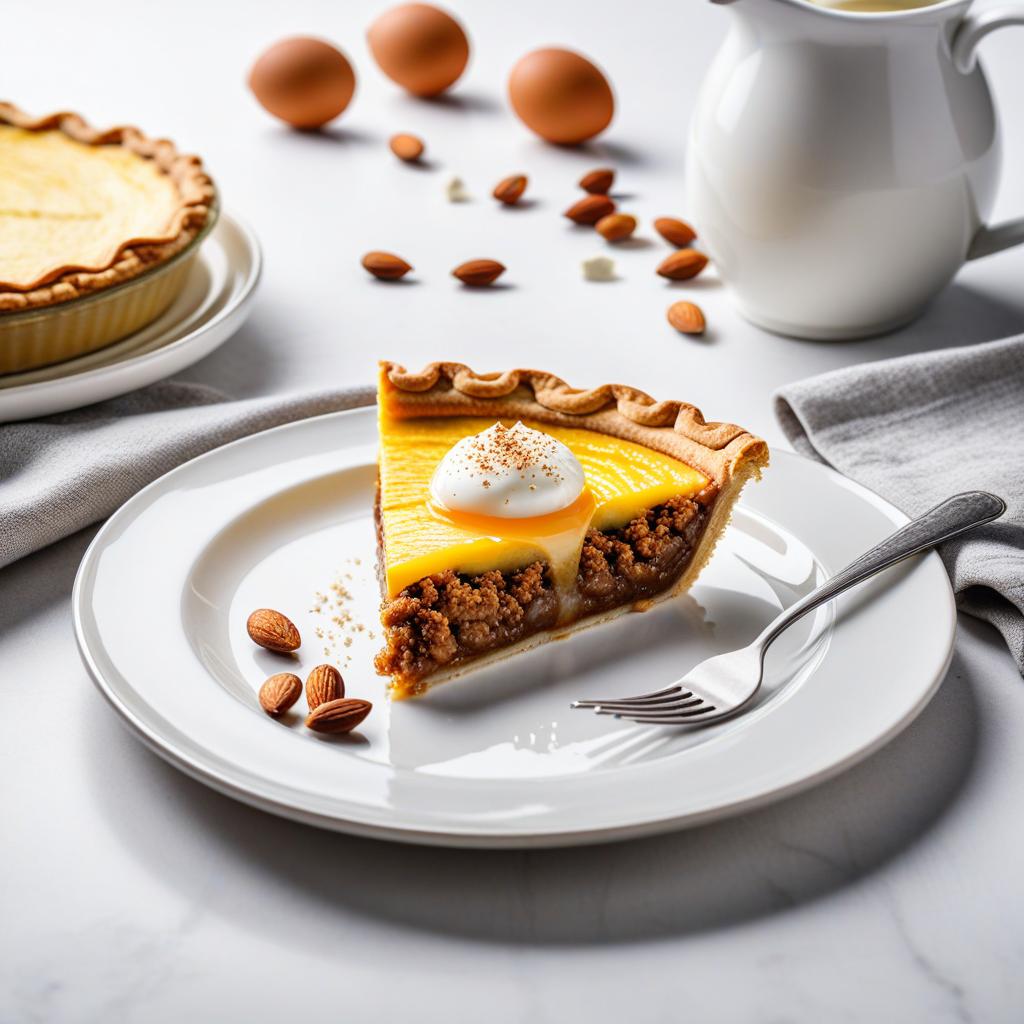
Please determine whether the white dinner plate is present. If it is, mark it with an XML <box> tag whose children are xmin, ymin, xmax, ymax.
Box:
<box><xmin>0</xmin><ymin>213</ymin><xmax>261</xmax><ymax>422</ymax></box>
<box><xmin>73</xmin><ymin>407</ymin><xmax>956</xmax><ymax>848</ymax></box>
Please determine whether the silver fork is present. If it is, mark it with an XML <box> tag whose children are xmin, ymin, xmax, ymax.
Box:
<box><xmin>572</xmin><ymin>490</ymin><xmax>1005</xmax><ymax>727</ymax></box>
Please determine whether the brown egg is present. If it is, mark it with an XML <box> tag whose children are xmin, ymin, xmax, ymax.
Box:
<box><xmin>367</xmin><ymin>3</ymin><xmax>469</xmax><ymax>97</ymax></box>
<box><xmin>248</xmin><ymin>37</ymin><xmax>356</xmax><ymax>129</ymax></box>
<box><xmin>508</xmin><ymin>48</ymin><xmax>614</xmax><ymax>145</ymax></box>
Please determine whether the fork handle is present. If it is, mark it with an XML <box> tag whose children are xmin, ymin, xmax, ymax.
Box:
<box><xmin>755</xmin><ymin>490</ymin><xmax>1006</xmax><ymax>652</ymax></box>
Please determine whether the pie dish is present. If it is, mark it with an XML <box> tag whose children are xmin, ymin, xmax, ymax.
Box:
<box><xmin>375</xmin><ymin>361</ymin><xmax>770</xmax><ymax>697</ymax></box>
<box><xmin>0</xmin><ymin>103</ymin><xmax>216</xmax><ymax>373</ymax></box>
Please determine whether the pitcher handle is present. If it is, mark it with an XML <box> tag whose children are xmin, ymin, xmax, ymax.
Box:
<box><xmin>952</xmin><ymin>5</ymin><xmax>1024</xmax><ymax>259</ymax></box>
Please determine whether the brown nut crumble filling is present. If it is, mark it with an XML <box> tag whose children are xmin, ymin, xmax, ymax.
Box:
<box><xmin>375</xmin><ymin>493</ymin><xmax>712</xmax><ymax>691</ymax></box>
<box><xmin>576</xmin><ymin>494</ymin><xmax>708</xmax><ymax>615</ymax></box>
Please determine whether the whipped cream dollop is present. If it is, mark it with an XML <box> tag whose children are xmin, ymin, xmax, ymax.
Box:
<box><xmin>429</xmin><ymin>422</ymin><xmax>586</xmax><ymax>519</ymax></box>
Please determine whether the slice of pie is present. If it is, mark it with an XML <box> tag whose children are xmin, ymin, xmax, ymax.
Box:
<box><xmin>374</xmin><ymin>361</ymin><xmax>769</xmax><ymax>698</ymax></box>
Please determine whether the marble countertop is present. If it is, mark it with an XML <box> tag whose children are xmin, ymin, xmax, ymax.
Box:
<box><xmin>2</xmin><ymin>1</ymin><xmax>1023</xmax><ymax>1020</ymax></box>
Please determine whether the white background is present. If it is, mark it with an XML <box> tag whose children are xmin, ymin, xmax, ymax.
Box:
<box><xmin>2</xmin><ymin>0</ymin><xmax>1024</xmax><ymax>1020</ymax></box>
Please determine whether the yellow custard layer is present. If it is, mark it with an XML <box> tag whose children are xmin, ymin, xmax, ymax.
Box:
<box><xmin>378</xmin><ymin>415</ymin><xmax>707</xmax><ymax>597</ymax></box>
<box><xmin>0</xmin><ymin>126</ymin><xmax>181</xmax><ymax>289</ymax></box>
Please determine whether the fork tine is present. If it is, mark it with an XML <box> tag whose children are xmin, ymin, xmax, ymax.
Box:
<box><xmin>612</xmin><ymin>703</ymin><xmax>713</xmax><ymax>719</ymax></box>
<box><xmin>577</xmin><ymin>693</ymin><xmax>694</xmax><ymax>712</ymax></box>
<box><xmin>590</xmin><ymin>694</ymin><xmax>704</xmax><ymax>713</ymax></box>
<box><xmin>572</xmin><ymin>685</ymin><xmax>686</xmax><ymax>710</ymax></box>
<box><xmin>615</xmin><ymin>705</ymin><xmax>719</xmax><ymax>725</ymax></box>
<box><xmin>596</xmin><ymin>701</ymin><xmax>711</xmax><ymax>719</ymax></box>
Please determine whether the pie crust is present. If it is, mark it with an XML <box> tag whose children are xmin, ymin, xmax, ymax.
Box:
<box><xmin>380</xmin><ymin>361</ymin><xmax>766</xmax><ymax>489</ymax></box>
<box><xmin>0</xmin><ymin>103</ymin><xmax>216</xmax><ymax>313</ymax></box>
<box><xmin>376</xmin><ymin>361</ymin><xmax>770</xmax><ymax>696</ymax></box>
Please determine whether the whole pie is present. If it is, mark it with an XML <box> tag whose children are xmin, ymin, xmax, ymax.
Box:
<box><xmin>375</xmin><ymin>361</ymin><xmax>769</xmax><ymax>698</ymax></box>
<box><xmin>0</xmin><ymin>103</ymin><xmax>216</xmax><ymax>372</ymax></box>
<box><xmin>0</xmin><ymin>103</ymin><xmax>214</xmax><ymax>310</ymax></box>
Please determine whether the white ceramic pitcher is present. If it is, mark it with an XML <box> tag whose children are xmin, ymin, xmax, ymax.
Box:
<box><xmin>686</xmin><ymin>0</ymin><xmax>1024</xmax><ymax>339</ymax></box>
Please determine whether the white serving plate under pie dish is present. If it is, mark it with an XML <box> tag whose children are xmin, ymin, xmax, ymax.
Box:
<box><xmin>73</xmin><ymin>407</ymin><xmax>956</xmax><ymax>848</ymax></box>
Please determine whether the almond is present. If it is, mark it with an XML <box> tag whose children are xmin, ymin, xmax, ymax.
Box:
<box><xmin>666</xmin><ymin>300</ymin><xmax>706</xmax><ymax>335</ymax></box>
<box><xmin>306</xmin><ymin>698</ymin><xmax>373</xmax><ymax>735</ymax></box>
<box><xmin>306</xmin><ymin>664</ymin><xmax>343</xmax><ymax>711</ymax></box>
<box><xmin>259</xmin><ymin>673</ymin><xmax>303</xmax><ymax>717</ymax></box>
<box><xmin>579</xmin><ymin>167</ymin><xmax>614</xmax><ymax>194</ymax></box>
<box><xmin>362</xmin><ymin>251</ymin><xmax>413</xmax><ymax>280</ymax></box>
<box><xmin>595</xmin><ymin>213</ymin><xmax>636</xmax><ymax>242</ymax></box>
<box><xmin>564</xmin><ymin>195</ymin><xmax>615</xmax><ymax>225</ymax></box>
<box><xmin>657</xmin><ymin>249</ymin><xmax>708</xmax><ymax>281</ymax></box>
<box><xmin>452</xmin><ymin>259</ymin><xmax>505</xmax><ymax>286</ymax></box>
<box><xmin>246</xmin><ymin>608</ymin><xmax>301</xmax><ymax>653</ymax></box>
<box><xmin>654</xmin><ymin>217</ymin><xmax>697</xmax><ymax>248</ymax></box>
<box><xmin>389</xmin><ymin>132</ymin><xmax>425</xmax><ymax>162</ymax></box>
<box><xmin>493</xmin><ymin>174</ymin><xmax>527</xmax><ymax>205</ymax></box>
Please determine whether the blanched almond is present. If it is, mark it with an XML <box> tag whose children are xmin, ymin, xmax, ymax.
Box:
<box><xmin>579</xmin><ymin>168</ymin><xmax>614</xmax><ymax>194</ymax></box>
<box><xmin>452</xmin><ymin>259</ymin><xmax>505</xmax><ymax>286</ymax></box>
<box><xmin>565</xmin><ymin>195</ymin><xmax>615</xmax><ymax>225</ymax></box>
<box><xmin>657</xmin><ymin>249</ymin><xmax>708</xmax><ymax>281</ymax></box>
<box><xmin>654</xmin><ymin>217</ymin><xmax>697</xmax><ymax>248</ymax></box>
<box><xmin>446</xmin><ymin>176</ymin><xmax>470</xmax><ymax>202</ymax></box>
<box><xmin>582</xmin><ymin>256</ymin><xmax>616</xmax><ymax>281</ymax></box>
<box><xmin>389</xmin><ymin>133</ymin><xmax>425</xmax><ymax>162</ymax></box>
<box><xmin>596</xmin><ymin>213</ymin><xmax>636</xmax><ymax>242</ymax></box>
<box><xmin>667</xmin><ymin>300</ymin><xmax>706</xmax><ymax>335</ymax></box>
<box><xmin>362</xmin><ymin>251</ymin><xmax>413</xmax><ymax>280</ymax></box>
<box><xmin>493</xmin><ymin>174</ymin><xmax>527</xmax><ymax>205</ymax></box>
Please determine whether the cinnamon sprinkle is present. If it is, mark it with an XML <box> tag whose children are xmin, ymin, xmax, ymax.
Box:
<box><xmin>458</xmin><ymin>422</ymin><xmax>566</xmax><ymax>487</ymax></box>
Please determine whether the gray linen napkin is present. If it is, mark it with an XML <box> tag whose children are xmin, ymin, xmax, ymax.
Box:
<box><xmin>774</xmin><ymin>334</ymin><xmax>1024</xmax><ymax>674</ymax></box>
<box><xmin>0</xmin><ymin>381</ymin><xmax>374</xmax><ymax>570</ymax></box>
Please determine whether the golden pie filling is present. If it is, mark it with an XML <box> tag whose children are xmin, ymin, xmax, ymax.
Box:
<box><xmin>0</xmin><ymin>126</ymin><xmax>182</xmax><ymax>290</ymax></box>
<box><xmin>376</xmin><ymin>413</ymin><xmax>718</xmax><ymax>696</ymax></box>
<box><xmin>380</xmin><ymin>414</ymin><xmax>708</xmax><ymax>594</ymax></box>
